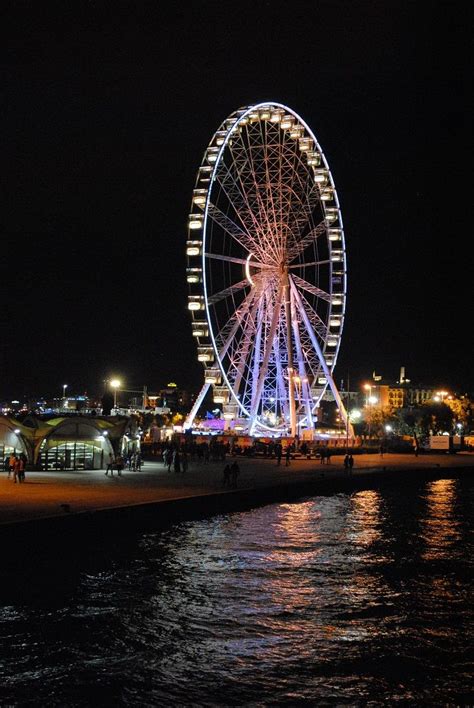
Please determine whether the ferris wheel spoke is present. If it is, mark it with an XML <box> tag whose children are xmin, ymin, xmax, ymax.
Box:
<box><xmin>290</xmin><ymin>274</ymin><xmax>331</xmax><ymax>302</ymax></box>
<box><xmin>280</xmin><ymin>133</ymin><xmax>314</xmax><ymax>237</ymax></box>
<box><xmin>289</xmin><ymin>259</ymin><xmax>331</xmax><ymax>269</ymax></box>
<box><xmin>228</xmin><ymin>293</ymin><xmax>264</xmax><ymax>403</ymax></box>
<box><xmin>207</xmin><ymin>279</ymin><xmax>250</xmax><ymax>306</ymax></box>
<box><xmin>242</xmin><ymin>126</ymin><xmax>283</xmax><ymax>263</ymax></box>
<box><xmin>214</xmin><ymin>158</ymin><xmax>264</xmax><ymax>240</ymax></box>
<box><xmin>206</xmin><ymin>202</ymin><xmax>258</xmax><ymax>254</ymax></box>
<box><xmin>297</xmin><ymin>290</ymin><xmax>329</xmax><ymax>343</ymax></box>
<box><xmin>286</xmin><ymin>221</ymin><xmax>326</xmax><ymax>263</ymax></box>
<box><xmin>215</xmin><ymin>289</ymin><xmax>257</xmax><ymax>356</ymax></box>
<box><xmin>259</xmin><ymin>120</ymin><xmax>284</xmax><ymax>259</ymax></box>
<box><xmin>205</xmin><ymin>252</ymin><xmax>264</xmax><ymax>269</ymax></box>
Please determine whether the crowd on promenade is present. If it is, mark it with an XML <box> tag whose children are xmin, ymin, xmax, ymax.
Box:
<box><xmin>2</xmin><ymin>439</ymin><xmax>358</xmax><ymax>485</ymax></box>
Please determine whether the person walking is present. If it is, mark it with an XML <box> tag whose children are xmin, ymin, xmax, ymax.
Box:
<box><xmin>8</xmin><ymin>452</ymin><xmax>16</xmax><ymax>479</ymax></box>
<box><xmin>222</xmin><ymin>463</ymin><xmax>231</xmax><ymax>487</ymax></box>
<box><xmin>105</xmin><ymin>452</ymin><xmax>115</xmax><ymax>476</ymax></box>
<box><xmin>344</xmin><ymin>454</ymin><xmax>350</xmax><ymax>475</ymax></box>
<box><xmin>348</xmin><ymin>454</ymin><xmax>354</xmax><ymax>475</ymax></box>
<box><xmin>285</xmin><ymin>446</ymin><xmax>291</xmax><ymax>467</ymax></box>
<box><xmin>275</xmin><ymin>442</ymin><xmax>282</xmax><ymax>466</ymax></box>
<box><xmin>17</xmin><ymin>455</ymin><xmax>26</xmax><ymax>483</ymax></box>
<box><xmin>230</xmin><ymin>461</ymin><xmax>240</xmax><ymax>487</ymax></box>
<box><xmin>12</xmin><ymin>456</ymin><xmax>20</xmax><ymax>483</ymax></box>
<box><xmin>181</xmin><ymin>451</ymin><xmax>188</xmax><ymax>473</ymax></box>
<box><xmin>115</xmin><ymin>454</ymin><xmax>124</xmax><ymax>477</ymax></box>
<box><xmin>173</xmin><ymin>449</ymin><xmax>181</xmax><ymax>474</ymax></box>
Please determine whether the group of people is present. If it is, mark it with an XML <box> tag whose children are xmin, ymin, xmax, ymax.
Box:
<box><xmin>274</xmin><ymin>443</ymin><xmax>292</xmax><ymax>466</ymax></box>
<box><xmin>162</xmin><ymin>447</ymin><xmax>189</xmax><ymax>474</ymax></box>
<box><xmin>343</xmin><ymin>454</ymin><xmax>355</xmax><ymax>474</ymax></box>
<box><xmin>222</xmin><ymin>461</ymin><xmax>240</xmax><ymax>487</ymax></box>
<box><xmin>104</xmin><ymin>453</ymin><xmax>125</xmax><ymax>477</ymax></box>
<box><xmin>104</xmin><ymin>450</ymin><xmax>143</xmax><ymax>477</ymax></box>
<box><xmin>7</xmin><ymin>452</ymin><xmax>27</xmax><ymax>483</ymax></box>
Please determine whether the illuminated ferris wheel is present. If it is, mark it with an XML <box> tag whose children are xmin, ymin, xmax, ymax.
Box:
<box><xmin>185</xmin><ymin>102</ymin><xmax>350</xmax><ymax>437</ymax></box>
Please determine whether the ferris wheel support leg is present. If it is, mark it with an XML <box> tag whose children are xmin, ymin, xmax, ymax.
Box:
<box><xmin>291</xmin><ymin>287</ymin><xmax>314</xmax><ymax>429</ymax></box>
<box><xmin>283</xmin><ymin>274</ymin><xmax>297</xmax><ymax>438</ymax></box>
<box><xmin>184</xmin><ymin>382</ymin><xmax>211</xmax><ymax>430</ymax></box>
<box><xmin>249</xmin><ymin>285</ymin><xmax>284</xmax><ymax>436</ymax></box>
<box><xmin>290</xmin><ymin>279</ymin><xmax>354</xmax><ymax>438</ymax></box>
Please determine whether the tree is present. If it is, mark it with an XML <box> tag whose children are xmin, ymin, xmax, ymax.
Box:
<box><xmin>419</xmin><ymin>402</ymin><xmax>454</xmax><ymax>435</ymax></box>
<box><xmin>445</xmin><ymin>396</ymin><xmax>473</xmax><ymax>432</ymax></box>
<box><xmin>363</xmin><ymin>405</ymin><xmax>394</xmax><ymax>440</ymax></box>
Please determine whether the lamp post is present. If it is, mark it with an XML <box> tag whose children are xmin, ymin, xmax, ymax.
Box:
<box><xmin>110</xmin><ymin>379</ymin><xmax>121</xmax><ymax>411</ymax></box>
<box><xmin>62</xmin><ymin>384</ymin><xmax>68</xmax><ymax>411</ymax></box>
<box><xmin>364</xmin><ymin>384</ymin><xmax>372</xmax><ymax>447</ymax></box>
<box><xmin>364</xmin><ymin>383</ymin><xmax>379</xmax><ymax>449</ymax></box>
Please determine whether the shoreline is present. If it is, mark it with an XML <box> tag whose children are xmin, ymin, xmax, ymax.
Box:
<box><xmin>1</xmin><ymin>456</ymin><xmax>472</xmax><ymax>545</ymax></box>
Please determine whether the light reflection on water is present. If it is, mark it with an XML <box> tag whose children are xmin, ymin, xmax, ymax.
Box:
<box><xmin>0</xmin><ymin>476</ymin><xmax>472</xmax><ymax>705</ymax></box>
<box><xmin>421</xmin><ymin>478</ymin><xmax>462</xmax><ymax>560</ymax></box>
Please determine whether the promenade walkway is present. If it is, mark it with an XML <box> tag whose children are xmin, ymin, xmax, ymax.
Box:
<box><xmin>1</xmin><ymin>452</ymin><xmax>473</xmax><ymax>527</ymax></box>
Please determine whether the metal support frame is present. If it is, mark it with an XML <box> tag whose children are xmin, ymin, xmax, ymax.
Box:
<box><xmin>290</xmin><ymin>277</ymin><xmax>353</xmax><ymax>438</ymax></box>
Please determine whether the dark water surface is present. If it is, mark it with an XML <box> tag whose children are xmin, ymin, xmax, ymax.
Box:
<box><xmin>1</xmin><ymin>476</ymin><xmax>472</xmax><ymax>706</ymax></box>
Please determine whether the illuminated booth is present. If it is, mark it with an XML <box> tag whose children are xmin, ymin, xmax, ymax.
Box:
<box><xmin>1</xmin><ymin>416</ymin><xmax>138</xmax><ymax>471</ymax></box>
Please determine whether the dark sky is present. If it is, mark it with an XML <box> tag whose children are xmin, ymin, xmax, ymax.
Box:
<box><xmin>1</xmin><ymin>0</ymin><xmax>470</xmax><ymax>399</ymax></box>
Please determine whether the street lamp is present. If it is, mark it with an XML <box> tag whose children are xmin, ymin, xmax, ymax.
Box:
<box><xmin>62</xmin><ymin>384</ymin><xmax>68</xmax><ymax>399</ymax></box>
<box><xmin>435</xmin><ymin>390</ymin><xmax>448</xmax><ymax>403</ymax></box>
<box><xmin>110</xmin><ymin>379</ymin><xmax>121</xmax><ymax>410</ymax></box>
<box><xmin>363</xmin><ymin>384</ymin><xmax>378</xmax><ymax>448</ymax></box>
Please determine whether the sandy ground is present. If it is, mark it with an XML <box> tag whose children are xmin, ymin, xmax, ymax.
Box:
<box><xmin>0</xmin><ymin>452</ymin><xmax>473</xmax><ymax>525</ymax></box>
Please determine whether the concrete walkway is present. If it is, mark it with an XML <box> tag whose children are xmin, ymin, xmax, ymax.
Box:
<box><xmin>1</xmin><ymin>452</ymin><xmax>473</xmax><ymax>527</ymax></box>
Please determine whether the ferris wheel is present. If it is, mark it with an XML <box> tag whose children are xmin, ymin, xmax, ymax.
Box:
<box><xmin>185</xmin><ymin>102</ymin><xmax>350</xmax><ymax>437</ymax></box>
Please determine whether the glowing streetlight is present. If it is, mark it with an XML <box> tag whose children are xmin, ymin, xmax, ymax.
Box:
<box><xmin>62</xmin><ymin>384</ymin><xmax>68</xmax><ymax>398</ymax></box>
<box><xmin>110</xmin><ymin>379</ymin><xmax>121</xmax><ymax>409</ymax></box>
<box><xmin>363</xmin><ymin>383</ymin><xmax>378</xmax><ymax>447</ymax></box>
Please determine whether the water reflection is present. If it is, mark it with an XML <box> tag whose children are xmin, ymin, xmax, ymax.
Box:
<box><xmin>421</xmin><ymin>478</ymin><xmax>462</xmax><ymax>560</ymax></box>
<box><xmin>0</xmin><ymin>477</ymin><xmax>472</xmax><ymax>705</ymax></box>
<box><xmin>348</xmin><ymin>489</ymin><xmax>383</xmax><ymax>548</ymax></box>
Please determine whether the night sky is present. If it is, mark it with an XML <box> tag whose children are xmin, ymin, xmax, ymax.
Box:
<box><xmin>1</xmin><ymin>1</ymin><xmax>470</xmax><ymax>400</ymax></box>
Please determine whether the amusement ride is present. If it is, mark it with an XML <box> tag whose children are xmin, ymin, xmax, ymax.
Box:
<box><xmin>184</xmin><ymin>102</ymin><xmax>352</xmax><ymax>439</ymax></box>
